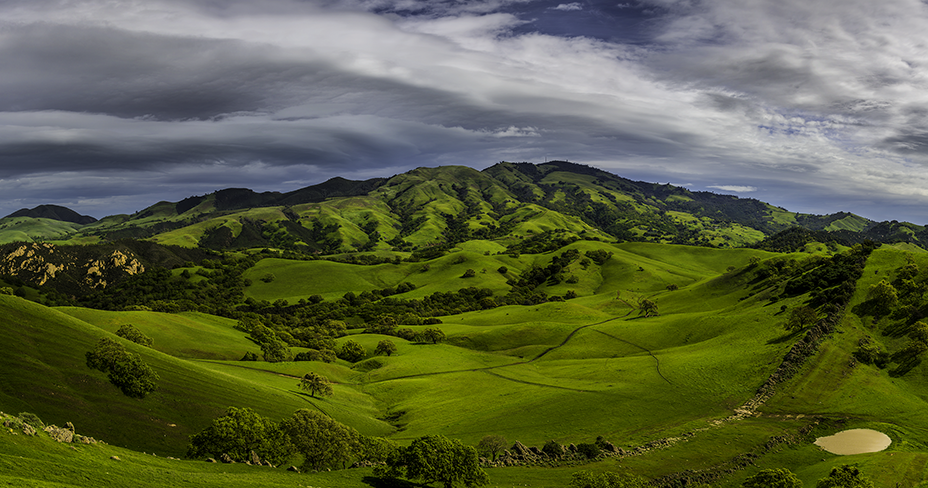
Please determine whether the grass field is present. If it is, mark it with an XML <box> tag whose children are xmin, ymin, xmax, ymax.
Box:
<box><xmin>4</xmin><ymin>242</ymin><xmax>928</xmax><ymax>486</ymax></box>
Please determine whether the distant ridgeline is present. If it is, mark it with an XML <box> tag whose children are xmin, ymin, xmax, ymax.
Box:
<box><xmin>0</xmin><ymin>160</ymin><xmax>923</xmax><ymax>298</ymax></box>
<box><xmin>1</xmin><ymin>161</ymin><xmax>923</xmax><ymax>254</ymax></box>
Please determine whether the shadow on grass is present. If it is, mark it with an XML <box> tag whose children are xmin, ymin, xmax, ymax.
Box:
<box><xmin>362</xmin><ymin>476</ymin><xmax>424</xmax><ymax>488</ymax></box>
<box><xmin>766</xmin><ymin>328</ymin><xmax>805</xmax><ymax>345</ymax></box>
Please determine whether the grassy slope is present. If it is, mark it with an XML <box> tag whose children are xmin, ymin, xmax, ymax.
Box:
<box><xmin>0</xmin><ymin>217</ymin><xmax>83</xmax><ymax>244</ymax></box>
<box><xmin>0</xmin><ymin>296</ymin><xmax>350</xmax><ymax>456</ymax></box>
<box><xmin>6</xmin><ymin>243</ymin><xmax>928</xmax><ymax>487</ymax></box>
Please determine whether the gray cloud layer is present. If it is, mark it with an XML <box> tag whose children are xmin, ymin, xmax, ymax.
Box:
<box><xmin>1</xmin><ymin>0</ymin><xmax>928</xmax><ymax>222</ymax></box>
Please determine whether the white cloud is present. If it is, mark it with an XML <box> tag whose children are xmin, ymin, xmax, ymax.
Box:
<box><xmin>552</xmin><ymin>3</ymin><xmax>583</xmax><ymax>11</ymax></box>
<box><xmin>707</xmin><ymin>185</ymin><xmax>757</xmax><ymax>193</ymax></box>
<box><xmin>1</xmin><ymin>0</ymin><xmax>928</xmax><ymax>221</ymax></box>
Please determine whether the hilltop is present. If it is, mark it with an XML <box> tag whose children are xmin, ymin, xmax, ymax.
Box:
<box><xmin>0</xmin><ymin>161</ymin><xmax>915</xmax><ymax>255</ymax></box>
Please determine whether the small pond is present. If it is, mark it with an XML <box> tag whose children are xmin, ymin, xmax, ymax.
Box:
<box><xmin>814</xmin><ymin>429</ymin><xmax>891</xmax><ymax>455</ymax></box>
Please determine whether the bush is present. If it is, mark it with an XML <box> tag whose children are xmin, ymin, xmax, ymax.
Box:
<box><xmin>115</xmin><ymin>324</ymin><xmax>153</xmax><ymax>347</ymax></box>
<box><xmin>542</xmin><ymin>440</ymin><xmax>563</xmax><ymax>459</ymax></box>
<box><xmin>281</xmin><ymin>409</ymin><xmax>361</xmax><ymax>471</ymax></box>
<box><xmin>338</xmin><ymin>340</ymin><xmax>366</xmax><ymax>362</ymax></box>
<box><xmin>241</xmin><ymin>351</ymin><xmax>260</xmax><ymax>361</ymax></box>
<box><xmin>85</xmin><ymin>338</ymin><xmax>158</xmax><ymax>398</ymax></box>
<box><xmin>186</xmin><ymin>407</ymin><xmax>293</xmax><ymax>465</ymax></box>
<box><xmin>462</xmin><ymin>269</ymin><xmax>476</xmax><ymax>278</ymax></box>
<box><xmin>576</xmin><ymin>443</ymin><xmax>600</xmax><ymax>459</ymax></box>
<box><xmin>377</xmin><ymin>434</ymin><xmax>489</xmax><ymax>488</ymax></box>
<box><xmin>742</xmin><ymin>468</ymin><xmax>802</xmax><ymax>488</ymax></box>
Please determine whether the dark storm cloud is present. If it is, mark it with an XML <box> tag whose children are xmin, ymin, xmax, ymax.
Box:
<box><xmin>2</xmin><ymin>0</ymin><xmax>928</xmax><ymax>222</ymax></box>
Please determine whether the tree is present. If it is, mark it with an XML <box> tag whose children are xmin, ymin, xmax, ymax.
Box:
<box><xmin>462</xmin><ymin>269</ymin><xmax>476</xmax><ymax>278</ymax></box>
<box><xmin>815</xmin><ymin>465</ymin><xmax>874</xmax><ymax>488</ymax></box>
<box><xmin>569</xmin><ymin>470</ymin><xmax>647</xmax><ymax>488</ymax></box>
<box><xmin>542</xmin><ymin>440</ymin><xmax>564</xmax><ymax>459</ymax></box>
<box><xmin>476</xmin><ymin>435</ymin><xmax>507</xmax><ymax>461</ymax></box>
<box><xmin>742</xmin><ymin>468</ymin><xmax>803</xmax><ymax>488</ymax></box>
<box><xmin>909</xmin><ymin>321</ymin><xmax>928</xmax><ymax>343</ymax></box>
<box><xmin>786</xmin><ymin>305</ymin><xmax>818</xmax><ymax>331</ymax></box>
<box><xmin>186</xmin><ymin>407</ymin><xmax>293</xmax><ymax>465</ymax></box>
<box><xmin>85</xmin><ymin>338</ymin><xmax>158</xmax><ymax>398</ymax></box>
<box><xmin>374</xmin><ymin>339</ymin><xmax>398</xmax><ymax>357</ymax></box>
<box><xmin>637</xmin><ymin>299</ymin><xmax>658</xmax><ymax>317</ymax></box>
<box><xmin>338</xmin><ymin>340</ymin><xmax>366</xmax><ymax>362</ymax></box>
<box><xmin>378</xmin><ymin>434</ymin><xmax>489</xmax><ymax>488</ymax></box>
<box><xmin>280</xmin><ymin>409</ymin><xmax>361</xmax><ymax>471</ymax></box>
<box><xmin>260</xmin><ymin>338</ymin><xmax>293</xmax><ymax>363</ymax></box>
<box><xmin>865</xmin><ymin>280</ymin><xmax>898</xmax><ymax>315</ymax></box>
<box><xmin>299</xmin><ymin>372</ymin><xmax>333</xmax><ymax>398</ymax></box>
<box><xmin>422</xmin><ymin>327</ymin><xmax>446</xmax><ymax>344</ymax></box>
<box><xmin>115</xmin><ymin>324</ymin><xmax>153</xmax><ymax>347</ymax></box>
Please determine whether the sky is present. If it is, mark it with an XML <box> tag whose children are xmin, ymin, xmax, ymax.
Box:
<box><xmin>2</xmin><ymin>0</ymin><xmax>928</xmax><ymax>223</ymax></box>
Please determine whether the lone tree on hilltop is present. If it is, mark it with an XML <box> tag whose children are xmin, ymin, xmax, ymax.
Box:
<box><xmin>299</xmin><ymin>372</ymin><xmax>333</xmax><ymax>398</ymax></box>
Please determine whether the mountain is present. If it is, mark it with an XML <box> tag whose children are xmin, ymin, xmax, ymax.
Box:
<box><xmin>2</xmin><ymin>161</ymin><xmax>926</xmax><ymax>253</ymax></box>
<box><xmin>5</xmin><ymin>204</ymin><xmax>97</xmax><ymax>224</ymax></box>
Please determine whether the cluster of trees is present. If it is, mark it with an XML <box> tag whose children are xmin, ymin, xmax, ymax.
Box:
<box><xmin>853</xmin><ymin>256</ymin><xmax>928</xmax><ymax>375</ymax></box>
<box><xmin>85</xmin><ymin>338</ymin><xmax>158</xmax><ymax>398</ymax></box>
<box><xmin>187</xmin><ymin>407</ymin><xmax>488</xmax><ymax>486</ymax></box>
<box><xmin>187</xmin><ymin>407</ymin><xmax>391</xmax><ymax>470</ymax></box>
<box><xmin>741</xmin><ymin>465</ymin><xmax>873</xmax><ymax>488</ymax></box>
<box><xmin>376</xmin><ymin>434</ymin><xmax>489</xmax><ymax>488</ymax></box>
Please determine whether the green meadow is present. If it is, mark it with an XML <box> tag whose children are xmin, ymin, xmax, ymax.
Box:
<box><xmin>3</xmin><ymin>241</ymin><xmax>928</xmax><ymax>486</ymax></box>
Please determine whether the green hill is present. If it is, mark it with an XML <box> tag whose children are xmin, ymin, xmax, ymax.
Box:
<box><xmin>5</xmin><ymin>161</ymin><xmax>923</xmax><ymax>253</ymax></box>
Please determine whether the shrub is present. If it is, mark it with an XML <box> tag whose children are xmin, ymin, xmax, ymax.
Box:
<box><xmin>576</xmin><ymin>443</ymin><xmax>600</xmax><ymax>459</ymax></box>
<box><xmin>186</xmin><ymin>407</ymin><xmax>292</xmax><ymax>465</ymax></box>
<box><xmin>115</xmin><ymin>324</ymin><xmax>153</xmax><ymax>347</ymax></box>
<box><xmin>281</xmin><ymin>409</ymin><xmax>361</xmax><ymax>471</ymax></box>
<box><xmin>377</xmin><ymin>434</ymin><xmax>489</xmax><ymax>488</ymax></box>
<box><xmin>85</xmin><ymin>338</ymin><xmax>158</xmax><ymax>398</ymax></box>
<box><xmin>742</xmin><ymin>468</ymin><xmax>802</xmax><ymax>488</ymax></box>
<box><xmin>338</xmin><ymin>340</ymin><xmax>366</xmax><ymax>362</ymax></box>
<box><xmin>542</xmin><ymin>440</ymin><xmax>563</xmax><ymax>459</ymax></box>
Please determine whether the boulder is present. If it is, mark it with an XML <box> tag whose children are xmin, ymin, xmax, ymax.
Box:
<box><xmin>510</xmin><ymin>441</ymin><xmax>533</xmax><ymax>457</ymax></box>
<box><xmin>220</xmin><ymin>453</ymin><xmax>235</xmax><ymax>464</ymax></box>
<box><xmin>287</xmin><ymin>466</ymin><xmax>301</xmax><ymax>473</ymax></box>
<box><xmin>44</xmin><ymin>425</ymin><xmax>74</xmax><ymax>443</ymax></box>
<box><xmin>249</xmin><ymin>450</ymin><xmax>261</xmax><ymax>466</ymax></box>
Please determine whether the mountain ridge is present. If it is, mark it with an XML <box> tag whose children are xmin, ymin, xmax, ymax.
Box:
<box><xmin>4</xmin><ymin>161</ymin><xmax>924</xmax><ymax>251</ymax></box>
